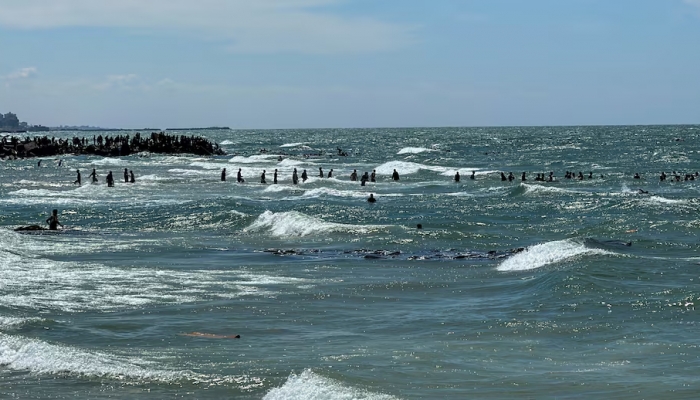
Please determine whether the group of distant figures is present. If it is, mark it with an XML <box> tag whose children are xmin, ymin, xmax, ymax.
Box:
<box><xmin>73</xmin><ymin>167</ymin><xmax>135</xmax><ymax>187</ymax></box>
<box><xmin>220</xmin><ymin>166</ymin><xmax>401</xmax><ymax>202</ymax></box>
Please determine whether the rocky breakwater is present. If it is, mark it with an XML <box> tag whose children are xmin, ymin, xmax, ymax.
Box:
<box><xmin>0</xmin><ymin>131</ymin><xmax>226</xmax><ymax>159</ymax></box>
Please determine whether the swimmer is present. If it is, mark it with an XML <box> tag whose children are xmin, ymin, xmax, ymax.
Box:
<box><xmin>45</xmin><ymin>209</ymin><xmax>63</xmax><ymax>230</ymax></box>
<box><xmin>88</xmin><ymin>168</ymin><xmax>98</xmax><ymax>183</ymax></box>
<box><xmin>273</xmin><ymin>169</ymin><xmax>278</xmax><ymax>184</ymax></box>
<box><xmin>634</xmin><ymin>173</ymin><xmax>641</xmax><ymax>179</ymax></box>
<box><xmin>470</xmin><ymin>171</ymin><xmax>475</xmax><ymax>180</ymax></box>
<box><xmin>58</xmin><ymin>159</ymin><xmax>63</xmax><ymax>167</ymax></box>
<box><xmin>392</xmin><ymin>169</ymin><xmax>400</xmax><ymax>181</ymax></box>
<box><xmin>367</xmin><ymin>193</ymin><xmax>376</xmax><ymax>203</ymax></box>
<box><xmin>124</xmin><ymin>168</ymin><xmax>129</xmax><ymax>183</ymax></box>
<box><xmin>370</xmin><ymin>170</ymin><xmax>376</xmax><ymax>183</ymax></box>
<box><xmin>638</xmin><ymin>189</ymin><xmax>649</xmax><ymax>194</ymax></box>
<box><xmin>360</xmin><ymin>171</ymin><xmax>369</xmax><ymax>186</ymax></box>
<box><xmin>508</xmin><ymin>172</ymin><xmax>514</xmax><ymax>182</ymax></box>
<box><xmin>454</xmin><ymin>171</ymin><xmax>460</xmax><ymax>182</ymax></box>
<box><xmin>302</xmin><ymin>169</ymin><xmax>308</xmax><ymax>182</ymax></box>
<box><xmin>416</xmin><ymin>223</ymin><xmax>423</xmax><ymax>229</ymax></box>
<box><xmin>130</xmin><ymin>170</ymin><xmax>135</xmax><ymax>183</ymax></box>
<box><xmin>328</xmin><ymin>169</ymin><xmax>333</xmax><ymax>178</ymax></box>
<box><xmin>292</xmin><ymin>168</ymin><xmax>299</xmax><ymax>185</ymax></box>
<box><xmin>74</xmin><ymin>169</ymin><xmax>81</xmax><ymax>186</ymax></box>
<box><xmin>37</xmin><ymin>160</ymin><xmax>41</xmax><ymax>167</ymax></box>
<box><xmin>221</xmin><ymin>168</ymin><xmax>226</xmax><ymax>181</ymax></box>
<box><xmin>319</xmin><ymin>167</ymin><xmax>324</xmax><ymax>178</ymax></box>
<box><xmin>350</xmin><ymin>169</ymin><xmax>358</xmax><ymax>181</ymax></box>
<box><xmin>261</xmin><ymin>170</ymin><xmax>267</xmax><ymax>184</ymax></box>
<box><xmin>500</xmin><ymin>172</ymin><xmax>507</xmax><ymax>181</ymax></box>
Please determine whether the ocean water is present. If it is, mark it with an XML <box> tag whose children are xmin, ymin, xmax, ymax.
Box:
<box><xmin>1</xmin><ymin>125</ymin><xmax>700</xmax><ymax>399</ymax></box>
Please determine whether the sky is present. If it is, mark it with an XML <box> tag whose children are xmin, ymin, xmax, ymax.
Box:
<box><xmin>0</xmin><ymin>0</ymin><xmax>699</xmax><ymax>129</ymax></box>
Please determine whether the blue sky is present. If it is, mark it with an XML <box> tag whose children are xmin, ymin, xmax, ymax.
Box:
<box><xmin>1</xmin><ymin>0</ymin><xmax>699</xmax><ymax>129</ymax></box>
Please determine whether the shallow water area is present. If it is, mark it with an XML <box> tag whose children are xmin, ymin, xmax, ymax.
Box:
<box><xmin>2</xmin><ymin>126</ymin><xmax>700</xmax><ymax>399</ymax></box>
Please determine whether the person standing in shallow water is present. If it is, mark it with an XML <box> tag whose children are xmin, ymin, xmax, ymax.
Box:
<box><xmin>292</xmin><ymin>168</ymin><xmax>299</xmax><ymax>185</ymax></box>
<box><xmin>273</xmin><ymin>169</ymin><xmax>278</xmax><ymax>184</ymax></box>
<box><xmin>88</xmin><ymin>168</ymin><xmax>98</xmax><ymax>183</ymax></box>
<box><xmin>350</xmin><ymin>169</ymin><xmax>358</xmax><ymax>181</ymax></box>
<box><xmin>392</xmin><ymin>169</ymin><xmax>400</xmax><ymax>181</ymax></box>
<box><xmin>124</xmin><ymin>168</ymin><xmax>129</xmax><ymax>183</ymax></box>
<box><xmin>454</xmin><ymin>171</ymin><xmax>460</xmax><ymax>182</ymax></box>
<box><xmin>237</xmin><ymin>168</ymin><xmax>244</xmax><ymax>183</ymax></box>
<box><xmin>221</xmin><ymin>168</ymin><xmax>226</xmax><ymax>181</ymax></box>
<box><xmin>327</xmin><ymin>169</ymin><xmax>333</xmax><ymax>178</ymax></box>
<box><xmin>370</xmin><ymin>170</ymin><xmax>376</xmax><ymax>182</ymax></box>
<box><xmin>367</xmin><ymin>193</ymin><xmax>376</xmax><ymax>203</ymax></box>
<box><xmin>46</xmin><ymin>209</ymin><xmax>63</xmax><ymax>230</ymax></box>
<box><xmin>106</xmin><ymin>171</ymin><xmax>114</xmax><ymax>187</ymax></box>
<box><xmin>130</xmin><ymin>170</ymin><xmax>135</xmax><ymax>183</ymax></box>
<box><xmin>301</xmin><ymin>169</ymin><xmax>308</xmax><ymax>182</ymax></box>
<box><xmin>74</xmin><ymin>169</ymin><xmax>82</xmax><ymax>186</ymax></box>
<box><xmin>260</xmin><ymin>170</ymin><xmax>267</xmax><ymax>184</ymax></box>
<box><xmin>319</xmin><ymin>167</ymin><xmax>324</xmax><ymax>178</ymax></box>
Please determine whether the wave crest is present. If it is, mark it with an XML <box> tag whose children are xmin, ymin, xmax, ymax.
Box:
<box><xmin>497</xmin><ymin>240</ymin><xmax>612</xmax><ymax>271</ymax></box>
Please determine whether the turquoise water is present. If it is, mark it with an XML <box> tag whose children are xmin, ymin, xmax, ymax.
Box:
<box><xmin>1</xmin><ymin>125</ymin><xmax>700</xmax><ymax>399</ymax></box>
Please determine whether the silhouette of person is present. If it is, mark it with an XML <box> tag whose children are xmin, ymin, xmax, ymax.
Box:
<box><xmin>89</xmin><ymin>168</ymin><xmax>98</xmax><ymax>183</ymax></box>
<box><xmin>273</xmin><ymin>169</ymin><xmax>278</xmax><ymax>184</ymax></box>
<box><xmin>221</xmin><ymin>168</ymin><xmax>226</xmax><ymax>181</ymax></box>
<box><xmin>130</xmin><ymin>170</ymin><xmax>135</xmax><ymax>183</ymax></box>
<box><xmin>261</xmin><ymin>170</ymin><xmax>267</xmax><ymax>184</ymax></box>
<box><xmin>392</xmin><ymin>169</ymin><xmax>399</xmax><ymax>181</ymax></box>
<box><xmin>302</xmin><ymin>169</ymin><xmax>308</xmax><ymax>182</ymax></box>
<box><xmin>367</xmin><ymin>193</ymin><xmax>376</xmax><ymax>203</ymax></box>
<box><xmin>46</xmin><ymin>209</ymin><xmax>63</xmax><ymax>230</ymax></box>
<box><xmin>454</xmin><ymin>171</ymin><xmax>460</xmax><ymax>182</ymax></box>
<box><xmin>74</xmin><ymin>169</ymin><xmax>81</xmax><ymax>186</ymax></box>
<box><xmin>124</xmin><ymin>168</ymin><xmax>129</xmax><ymax>183</ymax></box>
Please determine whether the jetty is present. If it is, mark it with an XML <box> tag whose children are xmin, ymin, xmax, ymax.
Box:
<box><xmin>1</xmin><ymin>131</ymin><xmax>226</xmax><ymax>159</ymax></box>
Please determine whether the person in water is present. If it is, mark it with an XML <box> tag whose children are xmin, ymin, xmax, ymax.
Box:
<box><xmin>292</xmin><ymin>168</ymin><xmax>299</xmax><ymax>185</ymax></box>
<box><xmin>319</xmin><ymin>167</ymin><xmax>324</xmax><ymax>178</ymax></box>
<box><xmin>370</xmin><ymin>170</ymin><xmax>376</xmax><ymax>183</ymax></box>
<box><xmin>454</xmin><ymin>171</ymin><xmax>460</xmax><ymax>182</ymax></box>
<box><xmin>46</xmin><ymin>209</ymin><xmax>63</xmax><ymax>230</ymax></box>
<box><xmin>392</xmin><ymin>169</ymin><xmax>400</xmax><ymax>181</ymax></box>
<box><xmin>106</xmin><ymin>171</ymin><xmax>114</xmax><ymax>187</ymax></box>
<box><xmin>327</xmin><ymin>169</ymin><xmax>333</xmax><ymax>178</ymax></box>
<box><xmin>261</xmin><ymin>170</ymin><xmax>267</xmax><ymax>184</ymax></box>
<box><xmin>301</xmin><ymin>169</ymin><xmax>308</xmax><ymax>182</ymax></box>
<box><xmin>634</xmin><ymin>173</ymin><xmax>641</xmax><ymax>179</ymax></box>
<box><xmin>500</xmin><ymin>172</ymin><xmax>507</xmax><ymax>181</ymax></box>
<box><xmin>470</xmin><ymin>171</ymin><xmax>475</xmax><ymax>180</ymax></box>
<box><xmin>221</xmin><ymin>168</ymin><xmax>226</xmax><ymax>181</ymax></box>
<box><xmin>74</xmin><ymin>169</ymin><xmax>81</xmax><ymax>186</ymax></box>
<box><xmin>360</xmin><ymin>172</ymin><xmax>369</xmax><ymax>186</ymax></box>
<box><xmin>350</xmin><ymin>169</ymin><xmax>358</xmax><ymax>181</ymax></box>
<box><xmin>237</xmin><ymin>168</ymin><xmax>244</xmax><ymax>183</ymax></box>
<box><xmin>129</xmin><ymin>170</ymin><xmax>135</xmax><ymax>183</ymax></box>
<box><xmin>521</xmin><ymin>172</ymin><xmax>527</xmax><ymax>181</ymax></box>
<box><xmin>124</xmin><ymin>168</ymin><xmax>129</xmax><ymax>183</ymax></box>
<box><xmin>88</xmin><ymin>168</ymin><xmax>98</xmax><ymax>183</ymax></box>
<box><xmin>273</xmin><ymin>169</ymin><xmax>278</xmax><ymax>184</ymax></box>
<box><xmin>367</xmin><ymin>193</ymin><xmax>376</xmax><ymax>203</ymax></box>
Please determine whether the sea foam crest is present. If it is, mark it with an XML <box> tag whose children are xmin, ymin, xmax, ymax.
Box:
<box><xmin>244</xmin><ymin>211</ymin><xmax>384</xmax><ymax>237</ymax></box>
<box><xmin>0</xmin><ymin>333</ymin><xmax>187</xmax><ymax>382</ymax></box>
<box><xmin>497</xmin><ymin>240</ymin><xmax>611</xmax><ymax>272</ymax></box>
<box><xmin>397</xmin><ymin>147</ymin><xmax>434</xmax><ymax>154</ymax></box>
<box><xmin>374</xmin><ymin>161</ymin><xmax>448</xmax><ymax>176</ymax></box>
<box><xmin>264</xmin><ymin>369</ymin><xmax>398</xmax><ymax>400</ymax></box>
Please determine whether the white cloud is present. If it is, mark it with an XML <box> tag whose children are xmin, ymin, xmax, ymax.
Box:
<box><xmin>0</xmin><ymin>0</ymin><xmax>414</xmax><ymax>54</ymax></box>
<box><xmin>3</xmin><ymin>67</ymin><xmax>37</xmax><ymax>80</ymax></box>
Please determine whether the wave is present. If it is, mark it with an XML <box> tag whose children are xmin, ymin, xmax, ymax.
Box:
<box><xmin>497</xmin><ymin>239</ymin><xmax>612</xmax><ymax>272</ymax></box>
<box><xmin>374</xmin><ymin>161</ymin><xmax>448</xmax><ymax>176</ymax></box>
<box><xmin>301</xmin><ymin>188</ymin><xmax>369</xmax><ymax>199</ymax></box>
<box><xmin>280</xmin><ymin>142</ymin><xmax>305</xmax><ymax>148</ymax></box>
<box><xmin>264</xmin><ymin>369</ymin><xmax>398</xmax><ymax>400</ymax></box>
<box><xmin>519</xmin><ymin>183</ymin><xmax>581</xmax><ymax>196</ymax></box>
<box><xmin>228</xmin><ymin>155</ymin><xmax>280</xmax><ymax>164</ymax></box>
<box><xmin>397</xmin><ymin>147</ymin><xmax>434</xmax><ymax>155</ymax></box>
<box><xmin>220</xmin><ymin>140</ymin><xmax>235</xmax><ymax>145</ymax></box>
<box><xmin>0</xmin><ymin>316</ymin><xmax>45</xmax><ymax>331</ymax></box>
<box><xmin>244</xmin><ymin>211</ymin><xmax>387</xmax><ymax>237</ymax></box>
<box><xmin>189</xmin><ymin>161</ymin><xmax>222</xmax><ymax>170</ymax></box>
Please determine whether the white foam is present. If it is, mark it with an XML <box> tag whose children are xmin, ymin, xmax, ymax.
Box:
<box><xmin>497</xmin><ymin>240</ymin><xmax>612</xmax><ymax>272</ymax></box>
<box><xmin>301</xmin><ymin>188</ymin><xmax>368</xmax><ymax>199</ymax></box>
<box><xmin>278</xmin><ymin>159</ymin><xmax>306</xmax><ymax>167</ymax></box>
<box><xmin>374</xmin><ymin>161</ymin><xmax>448</xmax><ymax>176</ymax></box>
<box><xmin>189</xmin><ymin>161</ymin><xmax>222</xmax><ymax>170</ymax></box>
<box><xmin>0</xmin><ymin>316</ymin><xmax>44</xmax><ymax>331</ymax></box>
<box><xmin>244</xmin><ymin>211</ymin><xmax>386</xmax><ymax>237</ymax></box>
<box><xmin>168</xmin><ymin>168</ymin><xmax>209</xmax><ymax>176</ymax></box>
<box><xmin>220</xmin><ymin>140</ymin><xmax>235</xmax><ymax>145</ymax></box>
<box><xmin>521</xmin><ymin>183</ymin><xmax>580</xmax><ymax>195</ymax></box>
<box><xmin>397</xmin><ymin>147</ymin><xmax>434</xmax><ymax>155</ymax></box>
<box><xmin>645</xmin><ymin>195</ymin><xmax>685</xmax><ymax>205</ymax></box>
<box><xmin>90</xmin><ymin>158</ymin><xmax>128</xmax><ymax>166</ymax></box>
<box><xmin>280</xmin><ymin>142</ymin><xmax>304</xmax><ymax>148</ymax></box>
<box><xmin>264</xmin><ymin>369</ymin><xmax>398</xmax><ymax>400</ymax></box>
<box><xmin>229</xmin><ymin>155</ymin><xmax>280</xmax><ymax>164</ymax></box>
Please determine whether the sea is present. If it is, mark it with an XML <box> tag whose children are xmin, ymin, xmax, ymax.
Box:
<box><xmin>1</xmin><ymin>125</ymin><xmax>700</xmax><ymax>399</ymax></box>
